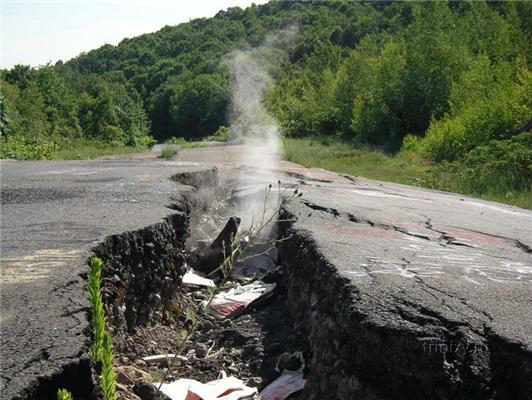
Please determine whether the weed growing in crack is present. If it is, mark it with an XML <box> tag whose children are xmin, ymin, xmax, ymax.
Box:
<box><xmin>155</xmin><ymin>182</ymin><xmax>301</xmax><ymax>398</ymax></box>
<box><xmin>88</xmin><ymin>256</ymin><xmax>117</xmax><ymax>400</ymax></box>
<box><xmin>57</xmin><ymin>257</ymin><xmax>118</xmax><ymax>400</ymax></box>
<box><xmin>100</xmin><ymin>332</ymin><xmax>118</xmax><ymax>400</ymax></box>
<box><xmin>88</xmin><ymin>257</ymin><xmax>105</xmax><ymax>361</ymax></box>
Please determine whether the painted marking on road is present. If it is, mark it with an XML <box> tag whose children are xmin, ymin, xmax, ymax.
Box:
<box><xmin>0</xmin><ymin>249</ymin><xmax>82</xmax><ymax>284</ymax></box>
<box><xmin>35</xmin><ymin>168</ymin><xmax>113</xmax><ymax>176</ymax></box>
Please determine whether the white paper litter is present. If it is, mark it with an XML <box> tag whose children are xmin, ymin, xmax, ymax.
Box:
<box><xmin>207</xmin><ymin>280</ymin><xmax>276</xmax><ymax>319</ymax></box>
<box><xmin>159</xmin><ymin>376</ymin><xmax>257</xmax><ymax>400</ymax></box>
<box><xmin>183</xmin><ymin>269</ymin><xmax>216</xmax><ymax>288</ymax></box>
<box><xmin>257</xmin><ymin>372</ymin><xmax>306</xmax><ymax>400</ymax></box>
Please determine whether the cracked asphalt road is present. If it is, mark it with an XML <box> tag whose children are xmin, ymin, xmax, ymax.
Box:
<box><xmin>1</xmin><ymin>145</ymin><xmax>531</xmax><ymax>398</ymax></box>
<box><xmin>178</xmin><ymin>144</ymin><xmax>532</xmax><ymax>398</ymax></box>
<box><xmin>0</xmin><ymin>159</ymin><xmax>215</xmax><ymax>399</ymax></box>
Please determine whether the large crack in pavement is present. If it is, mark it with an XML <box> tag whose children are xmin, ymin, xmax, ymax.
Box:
<box><xmin>0</xmin><ymin>161</ymin><xmax>218</xmax><ymax>399</ymax></box>
<box><xmin>279</xmin><ymin>191</ymin><xmax>532</xmax><ymax>400</ymax></box>
<box><xmin>3</xmin><ymin>153</ymin><xmax>531</xmax><ymax>400</ymax></box>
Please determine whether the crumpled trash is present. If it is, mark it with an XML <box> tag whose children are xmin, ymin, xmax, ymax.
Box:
<box><xmin>257</xmin><ymin>372</ymin><xmax>306</xmax><ymax>400</ymax></box>
<box><xmin>182</xmin><ymin>269</ymin><xmax>216</xmax><ymax>288</ymax></box>
<box><xmin>258</xmin><ymin>351</ymin><xmax>306</xmax><ymax>400</ymax></box>
<box><xmin>207</xmin><ymin>280</ymin><xmax>276</xmax><ymax>319</ymax></box>
<box><xmin>158</xmin><ymin>376</ymin><xmax>257</xmax><ymax>400</ymax></box>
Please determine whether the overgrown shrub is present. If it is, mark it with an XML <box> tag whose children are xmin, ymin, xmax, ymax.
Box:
<box><xmin>422</xmin><ymin>132</ymin><xmax>532</xmax><ymax>195</ymax></box>
<box><xmin>411</xmin><ymin>57</ymin><xmax>531</xmax><ymax>162</ymax></box>
<box><xmin>0</xmin><ymin>135</ymin><xmax>59</xmax><ymax>160</ymax></box>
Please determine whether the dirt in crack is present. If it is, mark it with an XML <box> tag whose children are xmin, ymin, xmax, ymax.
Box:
<box><xmin>112</xmin><ymin>192</ymin><xmax>309</xmax><ymax>400</ymax></box>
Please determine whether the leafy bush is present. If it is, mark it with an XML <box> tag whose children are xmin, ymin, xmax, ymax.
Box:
<box><xmin>0</xmin><ymin>135</ymin><xmax>59</xmax><ymax>160</ymax></box>
<box><xmin>159</xmin><ymin>145</ymin><xmax>178</xmax><ymax>158</ymax></box>
<box><xmin>205</xmin><ymin>125</ymin><xmax>231</xmax><ymax>141</ymax></box>
<box><xmin>412</xmin><ymin>57</ymin><xmax>531</xmax><ymax>162</ymax></box>
<box><xmin>422</xmin><ymin>132</ymin><xmax>532</xmax><ymax>196</ymax></box>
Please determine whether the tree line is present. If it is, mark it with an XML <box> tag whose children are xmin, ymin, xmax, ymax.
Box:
<box><xmin>1</xmin><ymin>0</ymin><xmax>530</xmax><ymax>192</ymax></box>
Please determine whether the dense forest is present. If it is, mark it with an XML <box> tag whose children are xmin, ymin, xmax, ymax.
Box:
<box><xmin>1</xmin><ymin>1</ymin><xmax>530</xmax><ymax>202</ymax></box>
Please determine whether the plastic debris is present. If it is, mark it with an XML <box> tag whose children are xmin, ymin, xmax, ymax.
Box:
<box><xmin>259</xmin><ymin>351</ymin><xmax>306</xmax><ymax>399</ymax></box>
<box><xmin>142</xmin><ymin>354</ymin><xmax>188</xmax><ymax>365</ymax></box>
<box><xmin>207</xmin><ymin>280</ymin><xmax>276</xmax><ymax>319</ymax></box>
<box><xmin>257</xmin><ymin>372</ymin><xmax>306</xmax><ymax>400</ymax></box>
<box><xmin>182</xmin><ymin>269</ymin><xmax>215</xmax><ymax>288</ymax></box>
<box><xmin>159</xmin><ymin>376</ymin><xmax>257</xmax><ymax>400</ymax></box>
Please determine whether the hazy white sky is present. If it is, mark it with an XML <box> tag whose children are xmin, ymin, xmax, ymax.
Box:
<box><xmin>1</xmin><ymin>0</ymin><xmax>268</xmax><ymax>69</ymax></box>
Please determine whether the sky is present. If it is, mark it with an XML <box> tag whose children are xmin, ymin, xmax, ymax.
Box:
<box><xmin>1</xmin><ymin>0</ymin><xmax>268</xmax><ymax>69</ymax></box>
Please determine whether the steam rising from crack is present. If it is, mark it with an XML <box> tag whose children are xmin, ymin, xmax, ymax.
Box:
<box><xmin>225</xmin><ymin>27</ymin><xmax>297</xmax><ymax>231</ymax></box>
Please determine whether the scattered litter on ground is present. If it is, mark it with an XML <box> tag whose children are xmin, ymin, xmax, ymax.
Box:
<box><xmin>208</xmin><ymin>281</ymin><xmax>276</xmax><ymax>319</ymax></box>
<box><xmin>113</xmin><ymin>196</ymin><xmax>309</xmax><ymax>400</ymax></box>
<box><xmin>257</xmin><ymin>372</ymin><xmax>306</xmax><ymax>400</ymax></box>
<box><xmin>142</xmin><ymin>354</ymin><xmax>188</xmax><ymax>366</ymax></box>
<box><xmin>183</xmin><ymin>269</ymin><xmax>216</xmax><ymax>288</ymax></box>
<box><xmin>159</xmin><ymin>376</ymin><xmax>257</xmax><ymax>400</ymax></box>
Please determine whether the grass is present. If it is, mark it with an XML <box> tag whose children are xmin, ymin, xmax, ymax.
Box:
<box><xmin>165</xmin><ymin>127</ymin><xmax>230</xmax><ymax>149</ymax></box>
<box><xmin>283</xmin><ymin>137</ymin><xmax>430</xmax><ymax>185</ymax></box>
<box><xmin>283</xmin><ymin>137</ymin><xmax>531</xmax><ymax>209</ymax></box>
<box><xmin>158</xmin><ymin>145</ymin><xmax>178</xmax><ymax>158</ymax></box>
<box><xmin>56</xmin><ymin>139</ymin><xmax>148</xmax><ymax>160</ymax></box>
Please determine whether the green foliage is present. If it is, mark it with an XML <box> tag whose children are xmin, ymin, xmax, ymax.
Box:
<box><xmin>422</xmin><ymin>132</ymin><xmax>532</xmax><ymax>197</ymax></box>
<box><xmin>88</xmin><ymin>257</ymin><xmax>105</xmax><ymax>362</ymax></box>
<box><xmin>0</xmin><ymin>92</ymin><xmax>9</xmax><ymax>138</ymax></box>
<box><xmin>1</xmin><ymin>1</ymin><xmax>529</xmax><ymax>205</ymax></box>
<box><xmin>284</xmin><ymin>137</ymin><xmax>531</xmax><ymax>209</ymax></box>
<box><xmin>87</xmin><ymin>256</ymin><xmax>118</xmax><ymax>400</ymax></box>
<box><xmin>284</xmin><ymin>137</ymin><xmax>430</xmax><ymax>186</ymax></box>
<box><xmin>205</xmin><ymin>125</ymin><xmax>230</xmax><ymax>141</ymax></box>
<box><xmin>55</xmin><ymin>139</ymin><xmax>150</xmax><ymax>160</ymax></box>
<box><xmin>169</xmin><ymin>74</ymin><xmax>230</xmax><ymax>139</ymax></box>
<box><xmin>1</xmin><ymin>65</ymin><xmax>151</xmax><ymax>159</ymax></box>
<box><xmin>0</xmin><ymin>135</ymin><xmax>59</xmax><ymax>160</ymax></box>
<box><xmin>57</xmin><ymin>389</ymin><xmax>74</xmax><ymax>400</ymax></box>
<box><xmin>159</xmin><ymin>145</ymin><xmax>178</xmax><ymax>158</ymax></box>
<box><xmin>414</xmin><ymin>57</ymin><xmax>531</xmax><ymax>162</ymax></box>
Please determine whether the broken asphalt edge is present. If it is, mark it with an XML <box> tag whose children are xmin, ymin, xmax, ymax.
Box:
<box><xmin>277</xmin><ymin>201</ymin><xmax>532</xmax><ymax>400</ymax></box>
<box><xmin>7</xmin><ymin>166</ymin><xmax>218</xmax><ymax>400</ymax></box>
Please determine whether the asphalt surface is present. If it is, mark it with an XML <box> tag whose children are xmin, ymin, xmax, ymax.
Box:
<box><xmin>0</xmin><ymin>159</ymin><xmax>215</xmax><ymax>398</ymax></box>
<box><xmin>1</xmin><ymin>145</ymin><xmax>531</xmax><ymax>398</ymax></box>
<box><xmin>179</xmin><ymin>144</ymin><xmax>532</xmax><ymax>345</ymax></box>
<box><xmin>178</xmin><ymin>144</ymin><xmax>532</xmax><ymax>397</ymax></box>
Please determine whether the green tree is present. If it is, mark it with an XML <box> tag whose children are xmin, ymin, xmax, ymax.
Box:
<box><xmin>169</xmin><ymin>74</ymin><xmax>230</xmax><ymax>139</ymax></box>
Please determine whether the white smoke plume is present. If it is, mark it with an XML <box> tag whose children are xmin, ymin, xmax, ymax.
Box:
<box><xmin>225</xmin><ymin>27</ymin><xmax>297</xmax><ymax>232</ymax></box>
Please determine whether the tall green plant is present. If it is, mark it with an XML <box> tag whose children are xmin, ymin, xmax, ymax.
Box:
<box><xmin>88</xmin><ymin>256</ymin><xmax>117</xmax><ymax>400</ymax></box>
<box><xmin>88</xmin><ymin>257</ymin><xmax>105</xmax><ymax>361</ymax></box>
<box><xmin>100</xmin><ymin>332</ymin><xmax>118</xmax><ymax>400</ymax></box>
